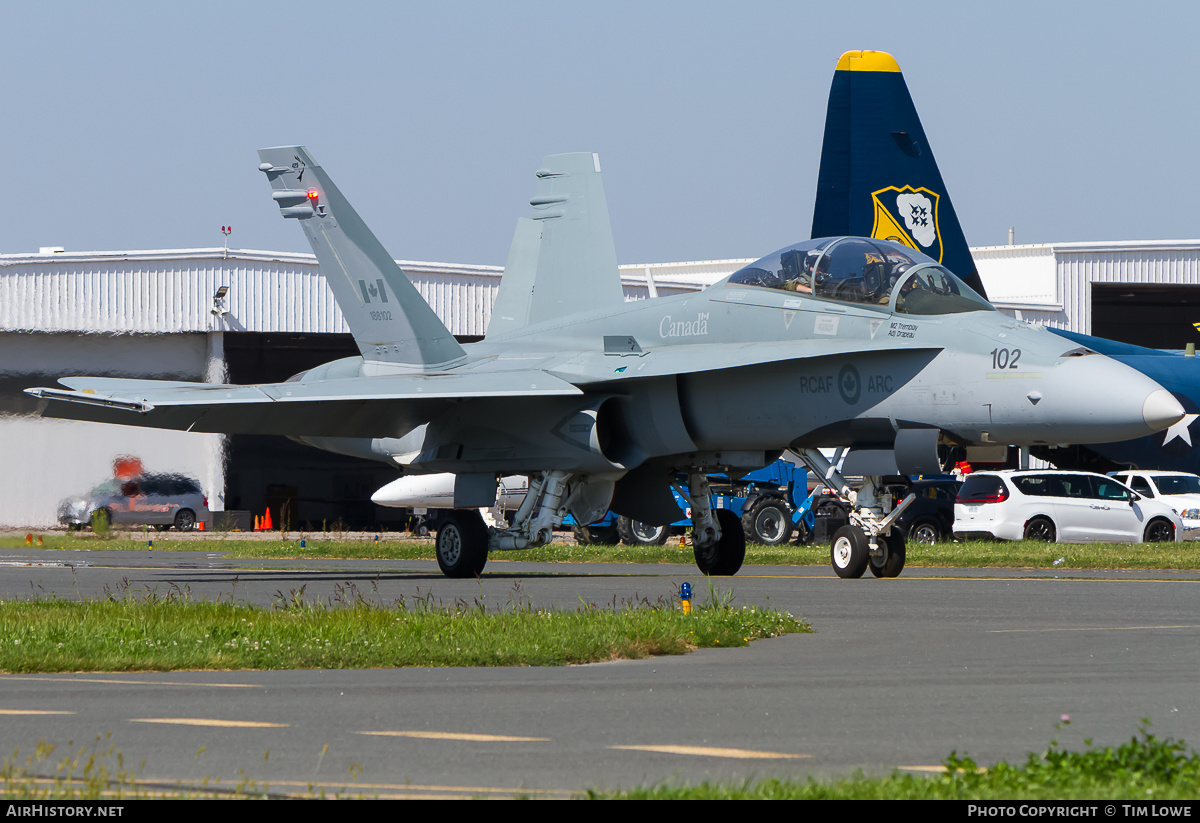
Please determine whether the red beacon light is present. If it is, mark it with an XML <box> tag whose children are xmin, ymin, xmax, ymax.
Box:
<box><xmin>307</xmin><ymin>189</ymin><xmax>319</xmax><ymax>200</ymax></box>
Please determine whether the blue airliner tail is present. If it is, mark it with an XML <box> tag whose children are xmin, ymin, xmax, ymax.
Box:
<box><xmin>811</xmin><ymin>50</ymin><xmax>984</xmax><ymax>299</ymax></box>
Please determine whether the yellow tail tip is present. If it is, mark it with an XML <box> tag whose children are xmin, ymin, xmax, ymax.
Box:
<box><xmin>835</xmin><ymin>50</ymin><xmax>901</xmax><ymax>73</ymax></box>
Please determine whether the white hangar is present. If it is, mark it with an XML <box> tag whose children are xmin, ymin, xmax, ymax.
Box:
<box><xmin>4</xmin><ymin>239</ymin><xmax>1199</xmax><ymax>529</ymax></box>
<box><xmin>0</xmin><ymin>247</ymin><xmax>746</xmax><ymax>529</ymax></box>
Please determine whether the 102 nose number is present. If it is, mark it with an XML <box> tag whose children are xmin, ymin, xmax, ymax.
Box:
<box><xmin>990</xmin><ymin>348</ymin><xmax>1021</xmax><ymax>369</ymax></box>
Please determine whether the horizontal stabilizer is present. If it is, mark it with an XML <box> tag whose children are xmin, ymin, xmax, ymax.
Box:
<box><xmin>487</xmin><ymin>153</ymin><xmax>625</xmax><ymax>337</ymax></box>
<box><xmin>25</xmin><ymin>370</ymin><xmax>581</xmax><ymax>438</ymax></box>
<box><xmin>811</xmin><ymin>51</ymin><xmax>984</xmax><ymax>298</ymax></box>
<box><xmin>258</xmin><ymin>146</ymin><xmax>465</xmax><ymax>368</ymax></box>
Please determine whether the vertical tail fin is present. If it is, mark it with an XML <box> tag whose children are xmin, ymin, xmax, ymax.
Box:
<box><xmin>258</xmin><ymin>146</ymin><xmax>466</xmax><ymax>369</ymax></box>
<box><xmin>811</xmin><ymin>50</ymin><xmax>985</xmax><ymax>298</ymax></box>
<box><xmin>487</xmin><ymin>152</ymin><xmax>625</xmax><ymax>337</ymax></box>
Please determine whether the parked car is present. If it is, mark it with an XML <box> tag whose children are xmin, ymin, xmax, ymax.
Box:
<box><xmin>58</xmin><ymin>473</ymin><xmax>209</xmax><ymax>531</ymax></box>
<box><xmin>1107</xmin><ymin>470</ymin><xmax>1200</xmax><ymax>540</ymax></box>
<box><xmin>953</xmin><ymin>470</ymin><xmax>1181</xmax><ymax>543</ymax></box>
<box><xmin>889</xmin><ymin>477</ymin><xmax>961</xmax><ymax>544</ymax></box>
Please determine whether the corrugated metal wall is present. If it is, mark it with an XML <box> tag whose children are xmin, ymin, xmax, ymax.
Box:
<box><xmin>974</xmin><ymin>241</ymin><xmax>1200</xmax><ymax>334</ymax></box>
<box><xmin>1058</xmin><ymin>244</ymin><xmax>1200</xmax><ymax>335</ymax></box>
<box><xmin>0</xmin><ymin>249</ymin><xmax>737</xmax><ymax>338</ymax></box>
<box><xmin>9</xmin><ymin>242</ymin><xmax>1200</xmax><ymax>340</ymax></box>
<box><xmin>0</xmin><ymin>249</ymin><xmax>507</xmax><ymax>337</ymax></box>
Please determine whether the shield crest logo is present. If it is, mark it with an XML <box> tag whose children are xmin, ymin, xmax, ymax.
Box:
<box><xmin>870</xmin><ymin>185</ymin><xmax>943</xmax><ymax>263</ymax></box>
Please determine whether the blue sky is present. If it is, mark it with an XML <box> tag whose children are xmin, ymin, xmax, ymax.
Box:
<box><xmin>5</xmin><ymin>0</ymin><xmax>1198</xmax><ymax>265</ymax></box>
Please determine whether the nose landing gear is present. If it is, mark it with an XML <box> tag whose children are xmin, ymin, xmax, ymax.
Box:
<box><xmin>793</xmin><ymin>448</ymin><xmax>913</xmax><ymax>580</ymax></box>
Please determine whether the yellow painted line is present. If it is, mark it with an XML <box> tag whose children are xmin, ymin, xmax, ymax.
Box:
<box><xmin>610</xmin><ymin>744</ymin><xmax>809</xmax><ymax>760</ymax></box>
<box><xmin>358</xmin><ymin>730</ymin><xmax>550</xmax><ymax>742</ymax></box>
<box><xmin>2</xmin><ymin>675</ymin><xmax>259</xmax><ymax>688</ymax></box>
<box><xmin>372</xmin><ymin>792</ymin><xmax>502</xmax><ymax>800</ymax></box>
<box><xmin>268</xmin><ymin>779</ymin><xmax>569</xmax><ymax>797</ymax></box>
<box><xmin>989</xmin><ymin>624</ymin><xmax>1200</xmax><ymax>634</ymax></box>
<box><xmin>0</xmin><ymin>709</ymin><xmax>75</xmax><ymax>715</ymax></box>
<box><xmin>131</xmin><ymin>718</ymin><xmax>289</xmax><ymax>728</ymax></box>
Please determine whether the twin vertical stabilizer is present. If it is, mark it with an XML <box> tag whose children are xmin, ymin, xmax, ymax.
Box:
<box><xmin>487</xmin><ymin>152</ymin><xmax>625</xmax><ymax>337</ymax></box>
<box><xmin>258</xmin><ymin>146</ymin><xmax>466</xmax><ymax>369</ymax></box>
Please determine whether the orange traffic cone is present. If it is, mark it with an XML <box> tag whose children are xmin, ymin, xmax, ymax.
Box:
<box><xmin>254</xmin><ymin>514</ymin><xmax>261</xmax><ymax>530</ymax></box>
<box><xmin>198</xmin><ymin>521</ymin><xmax>205</xmax><ymax>531</ymax></box>
<box><xmin>262</xmin><ymin>507</ymin><xmax>273</xmax><ymax>530</ymax></box>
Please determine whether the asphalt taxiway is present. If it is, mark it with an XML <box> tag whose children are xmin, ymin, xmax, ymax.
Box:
<box><xmin>1</xmin><ymin>547</ymin><xmax>1198</xmax><ymax>798</ymax></box>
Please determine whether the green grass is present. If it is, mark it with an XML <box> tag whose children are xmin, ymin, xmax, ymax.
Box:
<box><xmin>0</xmin><ymin>584</ymin><xmax>809</xmax><ymax>672</ymax></box>
<box><xmin>593</xmin><ymin>721</ymin><xmax>1200</xmax><ymax>799</ymax></box>
<box><xmin>4</xmin><ymin>532</ymin><xmax>1199</xmax><ymax>570</ymax></box>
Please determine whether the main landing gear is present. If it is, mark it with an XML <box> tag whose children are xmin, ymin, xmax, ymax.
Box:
<box><xmin>435</xmin><ymin>470</ymin><xmax>616</xmax><ymax>578</ymax></box>
<box><xmin>433</xmin><ymin>467</ymin><xmax>748</xmax><ymax>578</ymax></box>
<box><xmin>793</xmin><ymin>448</ymin><xmax>914</xmax><ymax>580</ymax></box>
<box><xmin>676</xmin><ymin>471</ymin><xmax>745</xmax><ymax>576</ymax></box>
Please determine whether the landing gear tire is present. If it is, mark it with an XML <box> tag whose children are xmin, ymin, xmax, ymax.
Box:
<box><xmin>741</xmin><ymin>499</ymin><xmax>794</xmax><ymax>545</ymax></box>
<box><xmin>173</xmin><ymin>509</ymin><xmax>197</xmax><ymax>532</ymax></box>
<box><xmin>830</xmin><ymin>525</ymin><xmax>869</xmax><ymax>579</ymax></box>
<box><xmin>616</xmin><ymin>516</ymin><xmax>669</xmax><ymax>546</ymax></box>
<box><xmin>435</xmin><ymin>510</ymin><xmax>489</xmax><ymax>578</ymax></box>
<box><xmin>1023</xmin><ymin>516</ymin><xmax>1056</xmax><ymax>542</ymax></box>
<box><xmin>573</xmin><ymin>524</ymin><xmax>620</xmax><ymax>545</ymax></box>
<box><xmin>908</xmin><ymin>518</ymin><xmax>942</xmax><ymax>545</ymax></box>
<box><xmin>1144</xmin><ymin>518</ymin><xmax>1176</xmax><ymax>543</ymax></box>
<box><xmin>693</xmin><ymin>509</ymin><xmax>746</xmax><ymax>576</ymax></box>
<box><xmin>869</xmin><ymin>532</ymin><xmax>907</xmax><ymax>578</ymax></box>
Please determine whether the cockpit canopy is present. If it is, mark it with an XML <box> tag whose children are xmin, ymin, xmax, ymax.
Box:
<box><xmin>726</xmin><ymin>237</ymin><xmax>993</xmax><ymax>315</ymax></box>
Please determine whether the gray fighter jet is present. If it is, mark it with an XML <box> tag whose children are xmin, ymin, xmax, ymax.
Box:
<box><xmin>27</xmin><ymin>147</ymin><xmax>1184</xmax><ymax>579</ymax></box>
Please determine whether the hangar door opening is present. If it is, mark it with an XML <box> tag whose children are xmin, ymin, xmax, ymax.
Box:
<box><xmin>223</xmin><ymin>332</ymin><xmax>408</xmax><ymax>531</ymax></box>
<box><xmin>1092</xmin><ymin>284</ymin><xmax>1200</xmax><ymax>350</ymax></box>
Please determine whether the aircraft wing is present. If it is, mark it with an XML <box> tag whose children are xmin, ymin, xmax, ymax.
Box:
<box><xmin>550</xmin><ymin>338</ymin><xmax>943</xmax><ymax>385</ymax></box>
<box><xmin>25</xmin><ymin>371</ymin><xmax>582</xmax><ymax>438</ymax></box>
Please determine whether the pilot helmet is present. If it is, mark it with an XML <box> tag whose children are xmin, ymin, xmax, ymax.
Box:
<box><xmin>803</xmin><ymin>249</ymin><xmax>823</xmax><ymax>273</ymax></box>
<box><xmin>888</xmin><ymin>261</ymin><xmax>911</xmax><ymax>289</ymax></box>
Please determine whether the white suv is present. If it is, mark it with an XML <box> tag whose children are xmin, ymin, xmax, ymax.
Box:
<box><xmin>1107</xmin><ymin>470</ymin><xmax>1200</xmax><ymax>540</ymax></box>
<box><xmin>953</xmin><ymin>470</ymin><xmax>1181</xmax><ymax>543</ymax></box>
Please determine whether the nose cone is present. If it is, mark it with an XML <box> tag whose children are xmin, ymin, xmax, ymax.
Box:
<box><xmin>1143</xmin><ymin>389</ymin><xmax>1186</xmax><ymax>431</ymax></box>
<box><xmin>1041</xmin><ymin>355</ymin><xmax>1184</xmax><ymax>443</ymax></box>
